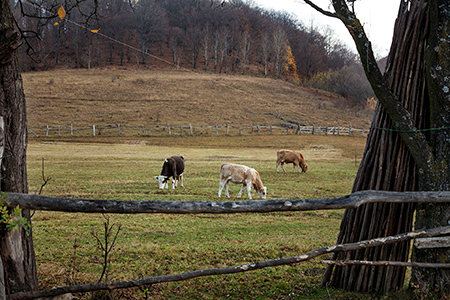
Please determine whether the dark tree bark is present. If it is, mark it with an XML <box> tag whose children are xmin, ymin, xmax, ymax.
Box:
<box><xmin>0</xmin><ymin>0</ymin><xmax>38</xmax><ymax>295</ymax></box>
<box><xmin>412</xmin><ymin>0</ymin><xmax>450</xmax><ymax>292</ymax></box>
<box><xmin>320</xmin><ymin>1</ymin><xmax>429</xmax><ymax>292</ymax></box>
<box><xmin>305</xmin><ymin>0</ymin><xmax>450</xmax><ymax>294</ymax></box>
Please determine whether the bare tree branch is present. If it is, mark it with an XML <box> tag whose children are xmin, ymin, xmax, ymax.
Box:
<box><xmin>303</xmin><ymin>0</ymin><xmax>435</xmax><ymax>181</ymax></box>
<box><xmin>302</xmin><ymin>0</ymin><xmax>338</xmax><ymax>19</ymax></box>
<box><xmin>9</xmin><ymin>225</ymin><xmax>450</xmax><ymax>300</ymax></box>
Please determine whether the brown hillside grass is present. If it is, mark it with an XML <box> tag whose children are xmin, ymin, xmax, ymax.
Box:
<box><xmin>23</xmin><ymin>68</ymin><xmax>373</xmax><ymax>130</ymax></box>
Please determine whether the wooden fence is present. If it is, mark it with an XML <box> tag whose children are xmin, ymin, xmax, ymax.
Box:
<box><xmin>5</xmin><ymin>190</ymin><xmax>450</xmax><ymax>299</ymax></box>
<box><xmin>28</xmin><ymin>123</ymin><xmax>368</xmax><ymax>137</ymax></box>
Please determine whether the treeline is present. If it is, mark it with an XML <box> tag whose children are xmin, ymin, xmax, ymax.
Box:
<box><xmin>15</xmin><ymin>0</ymin><xmax>376</xmax><ymax>107</ymax></box>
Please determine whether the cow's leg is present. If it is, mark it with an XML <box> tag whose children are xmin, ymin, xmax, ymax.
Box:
<box><xmin>281</xmin><ymin>162</ymin><xmax>287</xmax><ymax>173</ymax></box>
<box><xmin>246</xmin><ymin>182</ymin><xmax>252</xmax><ymax>200</ymax></box>
<box><xmin>172</xmin><ymin>177</ymin><xmax>177</xmax><ymax>189</ymax></box>
<box><xmin>179</xmin><ymin>174</ymin><xmax>184</xmax><ymax>187</ymax></box>
<box><xmin>295</xmin><ymin>163</ymin><xmax>302</xmax><ymax>173</ymax></box>
<box><xmin>276</xmin><ymin>160</ymin><xmax>280</xmax><ymax>172</ymax></box>
<box><xmin>218</xmin><ymin>180</ymin><xmax>224</xmax><ymax>198</ymax></box>
<box><xmin>219</xmin><ymin>179</ymin><xmax>229</xmax><ymax>198</ymax></box>
<box><xmin>237</xmin><ymin>184</ymin><xmax>245</xmax><ymax>198</ymax></box>
<box><xmin>224</xmin><ymin>179</ymin><xmax>231</xmax><ymax>198</ymax></box>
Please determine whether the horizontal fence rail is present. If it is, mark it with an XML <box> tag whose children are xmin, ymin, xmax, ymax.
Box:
<box><xmin>28</xmin><ymin>123</ymin><xmax>368</xmax><ymax>138</ymax></box>
<box><xmin>7</xmin><ymin>190</ymin><xmax>450</xmax><ymax>299</ymax></box>
<box><xmin>5</xmin><ymin>190</ymin><xmax>450</xmax><ymax>214</ymax></box>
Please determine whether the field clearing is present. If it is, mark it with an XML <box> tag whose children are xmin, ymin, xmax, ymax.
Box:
<box><xmin>25</xmin><ymin>135</ymin><xmax>408</xmax><ymax>299</ymax></box>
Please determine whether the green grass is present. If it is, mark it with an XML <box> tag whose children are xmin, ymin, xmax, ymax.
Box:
<box><xmin>25</xmin><ymin>135</ymin><xmax>413</xmax><ymax>299</ymax></box>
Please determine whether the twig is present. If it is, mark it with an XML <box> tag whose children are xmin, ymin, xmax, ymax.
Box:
<box><xmin>37</xmin><ymin>158</ymin><xmax>52</xmax><ymax>195</ymax></box>
<box><xmin>91</xmin><ymin>214</ymin><xmax>122</xmax><ymax>283</ymax></box>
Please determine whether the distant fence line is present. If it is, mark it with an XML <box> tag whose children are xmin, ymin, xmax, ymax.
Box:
<box><xmin>28</xmin><ymin>123</ymin><xmax>368</xmax><ymax>137</ymax></box>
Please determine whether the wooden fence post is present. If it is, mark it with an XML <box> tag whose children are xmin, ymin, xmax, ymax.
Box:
<box><xmin>46</xmin><ymin>125</ymin><xmax>49</xmax><ymax>136</ymax></box>
<box><xmin>216</xmin><ymin>124</ymin><xmax>219</xmax><ymax>135</ymax></box>
<box><xmin>270</xmin><ymin>125</ymin><xmax>272</xmax><ymax>134</ymax></box>
<box><xmin>118</xmin><ymin>124</ymin><xmax>121</xmax><ymax>136</ymax></box>
<box><xmin>71</xmin><ymin>124</ymin><xmax>73</xmax><ymax>136</ymax></box>
<box><xmin>168</xmin><ymin>124</ymin><xmax>171</xmax><ymax>135</ymax></box>
<box><xmin>226</xmin><ymin>123</ymin><xmax>229</xmax><ymax>135</ymax></box>
<box><xmin>239</xmin><ymin>126</ymin><xmax>242</xmax><ymax>135</ymax></box>
<box><xmin>58</xmin><ymin>125</ymin><xmax>61</xmax><ymax>136</ymax></box>
<box><xmin>349</xmin><ymin>126</ymin><xmax>352</xmax><ymax>136</ymax></box>
<box><xmin>257</xmin><ymin>125</ymin><xmax>260</xmax><ymax>134</ymax></box>
<box><xmin>337</xmin><ymin>127</ymin><xmax>340</xmax><ymax>135</ymax></box>
<box><xmin>180</xmin><ymin>124</ymin><xmax>183</xmax><ymax>136</ymax></box>
<box><xmin>362</xmin><ymin>129</ymin><xmax>365</xmax><ymax>137</ymax></box>
<box><xmin>93</xmin><ymin>125</ymin><xmax>96</xmax><ymax>136</ymax></box>
<box><xmin>189</xmin><ymin>124</ymin><xmax>193</xmax><ymax>135</ymax></box>
<box><xmin>142</xmin><ymin>125</ymin><xmax>145</xmax><ymax>135</ymax></box>
<box><xmin>312</xmin><ymin>125</ymin><xmax>315</xmax><ymax>135</ymax></box>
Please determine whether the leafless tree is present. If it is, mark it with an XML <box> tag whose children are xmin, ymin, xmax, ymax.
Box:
<box><xmin>272</xmin><ymin>27</ymin><xmax>287</xmax><ymax>79</ymax></box>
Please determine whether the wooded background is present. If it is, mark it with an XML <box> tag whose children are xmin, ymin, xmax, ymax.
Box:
<box><xmin>16</xmin><ymin>0</ymin><xmax>376</xmax><ymax>107</ymax></box>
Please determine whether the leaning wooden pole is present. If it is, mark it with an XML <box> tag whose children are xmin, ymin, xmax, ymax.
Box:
<box><xmin>322</xmin><ymin>0</ymin><xmax>429</xmax><ymax>292</ymax></box>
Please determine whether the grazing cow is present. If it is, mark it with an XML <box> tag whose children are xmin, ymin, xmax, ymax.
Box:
<box><xmin>154</xmin><ymin>155</ymin><xmax>185</xmax><ymax>189</ymax></box>
<box><xmin>276</xmin><ymin>149</ymin><xmax>308</xmax><ymax>173</ymax></box>
<box><xmin>218</xmin><ymin>163</ymin><xmax>267</xmax><ymax>200</ymax></box>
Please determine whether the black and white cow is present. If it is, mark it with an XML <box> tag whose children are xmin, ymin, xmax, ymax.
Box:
<box><xmin>155</xmin><ymin>155</ymin><xmax>185</xmax><ymax>189</ymax></box>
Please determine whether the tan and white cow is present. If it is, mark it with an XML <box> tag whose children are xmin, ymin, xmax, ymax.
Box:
<box><xmin>218</xmin><ymin>163</ymin><xmax>267</xmax><ymax>200</ymax></box>
<box><xmin>276</xmin><ymin>149</ymin><xmax>308</xmax><ymax>173</ymax></box>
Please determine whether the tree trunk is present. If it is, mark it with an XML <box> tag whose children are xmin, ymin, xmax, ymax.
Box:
<box><xmin>411</xmin><ymin>0</ymin><xmax>450</xmax><ymax>293</ymax></box>
<box><xmin>320</xmin><ymin>0</ymin><xmax>430</xmax><ymax>293</ymax></box>
<box><xmin>0</xmin><ymin>0</ymin><xmax>38</xmax><ymax>295</ymax></box>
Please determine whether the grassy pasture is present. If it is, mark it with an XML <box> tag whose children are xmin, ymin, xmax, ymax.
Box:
<box><xmin>21</xmin><ymin>69</ymin><xmax>408</xmax><ymax>298</ymax></box>
<box><xmin>26</xmin><ymin>134</ymin><xmax>408</xmax><ymax>299</ymax></box>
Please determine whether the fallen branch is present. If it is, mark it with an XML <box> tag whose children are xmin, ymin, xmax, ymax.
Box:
<box><xmin>323</xmin><ymin>260</ymin><xmax>450</xmax><ymax>269</ymax></box>
<box><xmin>4</xmin><ymin>190</ymin><xmax>450</xmax><ymax>214</ymax></box>
<box><xmin>9</xmin><ymin>225</ymin><xmax>450</xmax><ymax>300</ymax></box>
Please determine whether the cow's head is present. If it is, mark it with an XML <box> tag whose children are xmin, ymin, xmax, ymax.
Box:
<box><xmin>257</xmin><ymin>186</ymin><xmax>267</xmax><ymax>200</ymax></box>
<box><xmin>154</xmin><ymin>175</ymin><xmax>169</xmax><ymax>189</ymax></box>
<box><xmin>301</xmin><ymin>163</ymin><xmax>308</xmax><ymax>173</ymax></box>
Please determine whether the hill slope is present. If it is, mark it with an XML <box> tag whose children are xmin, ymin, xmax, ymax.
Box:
<box><xmin>23</xmin><ymin>68</ymin><xmax>373</xmax><ymax>130</ymax></box>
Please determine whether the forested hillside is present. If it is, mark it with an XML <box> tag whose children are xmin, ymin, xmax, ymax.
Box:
<box><xmin>16</xmin><ymin>0</ymin><xmax>376</xmax><ymax>107</ymax></box>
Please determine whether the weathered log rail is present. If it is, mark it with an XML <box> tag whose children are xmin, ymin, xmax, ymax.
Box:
<box><xmin>4</xmin><ymin>190</ymin><xmax>450</xmax><ymax>214</ymax></box>
<box><xmin>6</xmin><ymin>190</ymin><xmax>450</xmax><ymax>299</ymax></box>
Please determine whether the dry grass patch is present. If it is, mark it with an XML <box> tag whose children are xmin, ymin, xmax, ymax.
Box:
<box><xmin>23</xmin><ymin>69</ymin><xmax>373</xmax><ymax>132</ymax></box>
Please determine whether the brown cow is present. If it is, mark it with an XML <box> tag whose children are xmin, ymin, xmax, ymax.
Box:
<box><xmin>276</xmin><ymin>149</ymin><xmax>308</xmax><ymax>173</ymax></box>
<box><xmin>218</xmin><ymin>163</ymin><xmax>267</xmax><ymax>200</ymax></box>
